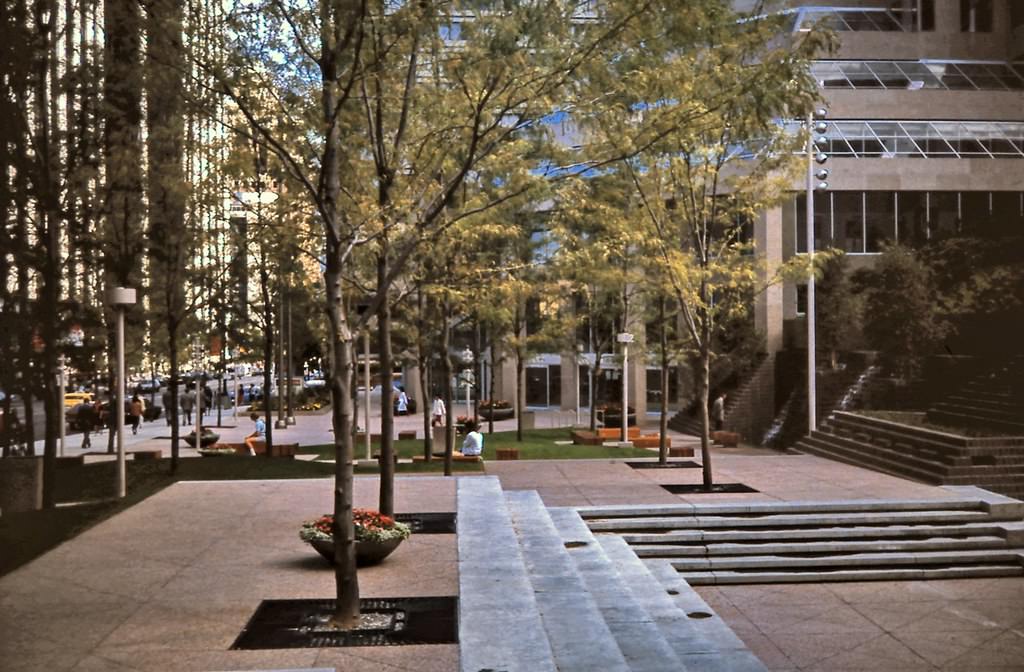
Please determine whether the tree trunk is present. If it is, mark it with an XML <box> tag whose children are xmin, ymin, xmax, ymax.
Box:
<box><xmin>441</xmin><ymin>297</ymin><xmax>454</xmax><ymax>476</ymax></box>
<box><xmin>260</xmin><ymin>259</ymin><xmax>274</xmax><ymax>456</ymax></box>
<box><xmin>377</xmin><ymin>251</ymin><xmax>394</xmax><ymax>516</ymax></box>
<box><xmin>487</xmin><ymin>345</ymin><xmax>497</xmax><ymax>434</ymax></box>
<box><xmin>658</xmin><ymin>297</ymin><xmax>669</xmax><ymax>465</ymax></box>
<box><xmin>325</xmin><ymin>245</ymin><xmax>358</xmax><ymax>628</ymax></box>
<box><xmin>416</xmin><ymin>290</ymin><xmax>431</xmax><ymax>461</ymax></box>
<box><xmin>698</xmin><ymin>339</ymin><xmax>713</xmax><ymax>487</ymax></box>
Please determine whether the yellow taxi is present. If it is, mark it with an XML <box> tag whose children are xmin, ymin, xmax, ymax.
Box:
<box><xmin>64</xmin><ymin>392</ymin><xmax>93</xmax><ymax>408</ymax></box>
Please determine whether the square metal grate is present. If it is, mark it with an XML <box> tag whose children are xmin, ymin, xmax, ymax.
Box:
<box><xmin>231</xmin><ymin>596</ymin><xmax>458</xmax><ymax>649</ymax></box>
<box><xmin>626</xmin><ymin>461</ymin><xmax>701</xmax><ymax>470</ymax></box>
<box><xmin>661</xmin><ymin>483</ymin><xmax>759</xmax><ymax>494</ymax></box>
<box><xmin>394</xmin><ymin>512</ymin><xmax>457</xmax><ymax>534</ymax></box>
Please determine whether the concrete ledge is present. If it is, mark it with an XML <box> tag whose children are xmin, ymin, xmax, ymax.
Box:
<box><xmin>942</xmin><ymin>485</ymin><xmax>1024</xmax><ymax>518</ymax></box>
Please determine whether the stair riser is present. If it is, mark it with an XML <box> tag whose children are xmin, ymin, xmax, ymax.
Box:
<box><xmin>681</xmin><ymin>565</ymin><xmax>1024</xmax><ymax>585</ymax></box>
<box><xmin>622</xmin><ymin>523</ymin><xmax>1008</xmax><ymax>544</ymax></box>
<box><xmin>798</xmin><ymin>440</ymin><xmax>944</xmax><ymax>484</ymax></box>
<box><xmin>670</xmin><ymin>551</ymin><xmax>1024</xmax><ymax>572</ymax></box>
<box><xmin>631</xmin><ymin>537</ymin><xmax>1009</xmax><ymax>557</ymax></box>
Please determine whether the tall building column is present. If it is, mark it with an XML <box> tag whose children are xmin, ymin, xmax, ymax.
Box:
<box><xmin>755</xmin><ymin>205</ymin><xmax>785</xmax><ymax>355</ymax></box>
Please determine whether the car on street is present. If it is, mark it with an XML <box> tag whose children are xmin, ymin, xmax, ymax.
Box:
<box><xmin>133</xmin><ymin>379</ymin><xmax>163</xmax><ymax>394</ymax></box>
<box><xmin>64</xmin><ymin>392</ymin><xmax>93</xmax><ymax>408</ymax></box>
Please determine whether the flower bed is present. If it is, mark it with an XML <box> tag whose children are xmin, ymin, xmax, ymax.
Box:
<box><xmin>299</xmin><ymin>509</ymin><xmax>412</xmax><ymax>544</ymax></box>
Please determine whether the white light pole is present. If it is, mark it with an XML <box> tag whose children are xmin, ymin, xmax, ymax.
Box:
<box><xmin>574</xmin><ymin>343</ymin><xmax>583</xmax><ymax>427</ymax></box>
<box><xmin>807</xmin><ymin>108</ymin><xmax>830</xmax><ymax>434</ymax></box>
<box><xmin>461</xmin><ymin>346</ymin><xmax>473</xmax><ymax>419</ymax></box>
<box><xmin>58</xmin><ymin>354</ymin><xmax>66</xmax><ymax>457</ymax></box>
<box><xmin>364</xmin><ymin>329</ymin><xmax>371</xmax><ymax>461</ymax></box>
<box><xmin>617</xmin><ymin>332</ymin><xmax>634</xmax><ymax>443</ymax></box>
<box><xmin>193</xmin><ymin>338</ymin><xmax>203</xmax><ymax>451</ymax></box>
<box><xmin>108</xmin><ymin>287</ymin><xmax>136</xmax><ymax>498</ymax></box>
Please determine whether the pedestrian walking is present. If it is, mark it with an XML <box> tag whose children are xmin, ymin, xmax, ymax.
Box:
<box><xmin>161</xmin><ymin>388</ymin><xmax>173</xmax><ymax>425</ymax></box>
<box><xmin>202</xmin><ymin>385</ymin><xmax>213</xmax><ymax>416</ymax></box>
<box><xmin>396</xmin><ymin>388</ymin><xmax>409</xmax><ymax>415</ymax></box>
<box><xmin>78</xmin><ymin>400</ymin><xmax>96</xmax><ymax>449</ymax></box>
<box><xmin>129</xmin><ymin>394</ymin><xmax>145</xmax><ymax>434</ymax></box>
<box><xmin>180</xmin><ymin>389</ymin><xmax>194</xmax><ymax>425</ymax></box>
<box><xmin>431</xmin><ymin>394</ymin><xmax>446</xmax><ymax>428</ymax></box>
<box><xmin>711</xmin><ymin>393</ymin><xmax>727</xmax><ymax>432</ymax></box>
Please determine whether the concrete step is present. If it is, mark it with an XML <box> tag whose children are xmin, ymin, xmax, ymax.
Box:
<box><xmin>629</xmin><ymin>535</ymin><xmax>1010</xmax><ymax>557</ymax></box>
<box><xmin>927</xmin><ymin>409</ymin><xmax>1024</xmax><ymax>436</ymax></box>
<box><xmin>622</xmin><ymin>522</ymin><xmax>1010</xmax><ymax>544</ymax></box>
<box><xmin>587</xmin><ymin>509</ymin><xmax>997</xmax><ymax>532</ymax></box>
<box><xmin>548</xmin><ymin>506</ymin><xmax>767</xmax><ymax>672</ymax></box>
<box><xmin>810</xmin><ymin>430</ymin><xmax>957</xmax><ymax>472</ymax></box>
<box><xmin>504</xmin><ymin>490</ymin><xmax>633</xmax><ymax>672</ymax></box>
<box><xmin>669</xmin><ymin>548</ymin><xmax>1024</xmax><ymax>572</ymax></box>
<box><xmin>457</xmin><ymin>478</ymin><xmax>557</xmax><ymax>672</ymax></box>
<box><xmin>796</xmin><ymin>436</ymin><xmax>943</xmax><ymax>485</ymax></box>
<box><xmin>681</xmin><ymin>564</ymin><xmax>1024</xmax><ymax>585</ymax></box>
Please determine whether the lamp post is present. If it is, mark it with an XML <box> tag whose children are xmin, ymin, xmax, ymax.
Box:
<box><xmin>460</xmin><ymin>346</ymin><xmax>473</xmax><ymax>419</ymax></box>
<box><xmin>108</xmin><ymin>286</ymin><xmax>136</xmax><ymax>498</ymax></box>
<box><xmin>275</xmin><ymin>294</ymin><xmax>286</xmax><ymax>429</ymax></box>
<box><xmin>574</xmin><ymin>343</ymin><xmax>584</xmax><ymax>427</ymax></box>
<box><xmin>364</xmin><ymin>328</ymin><xmax>371</xmax><ymax>461</ymax></box>
<box><xmin>192</xmin><ymin>338</ymin><xmax>203</xmax><ymax>453</ymax></box>
<box><xmin>616</xmin><ymin>332</ymin><xmax>634</xmax><ymax>443</ymax></box>
<box><xmin>807</xmin><ymin>108</ymin><xmax>830</xmax><ymax>434</ymax></box>
<box><xmin>286</xmin><ymin>295</ymin><xmax>295</xmax><ymax>425</ymax></box>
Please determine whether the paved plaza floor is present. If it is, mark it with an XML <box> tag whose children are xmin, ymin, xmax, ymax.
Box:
<box><xmin>6</xmin><ymin>408</ymin><xmax>1024</xmax><ymax>671</ymax></box>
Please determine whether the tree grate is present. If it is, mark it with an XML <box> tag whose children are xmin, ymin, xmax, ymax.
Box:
<box><xmin>394</xmin><ymin>512</ymin><xmax>457</xmax><ymax>534</ymax></box>
<box><xmin>231</xmin><ymin>596</ymin><xmax>458</xmax><ymax>649</ymax></box>
<box><xmin>626</xmin><ymin>461</ymin><xmax>701</xmax><ymax>469</ymax></box>
<box><xmin>661</xmin><ymin>483</ymin><xmax>759</xmax><ymax>494</ymax></box>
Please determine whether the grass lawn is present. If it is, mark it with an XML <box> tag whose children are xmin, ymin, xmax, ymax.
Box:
<box><xmin>299</xmin><ymin>427</ymin><xmax>657</xmax><ymax>461</ymax></box>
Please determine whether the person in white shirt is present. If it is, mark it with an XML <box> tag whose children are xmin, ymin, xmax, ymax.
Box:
<box><xmin>460</xmin><ymin>420</ymin><xmax>483</xmax><ymax>456</ymax></box>
<box><xmin>431</xmin><ymin>394</ymin><xmax>446</xmax><ymax>427</ymax></box>
<box><xmin>396</xmin><ymin>388</ymin><xmax>409</xmax><ymax>415</ymax></box>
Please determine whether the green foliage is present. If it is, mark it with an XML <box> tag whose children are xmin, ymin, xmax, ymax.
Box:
<box><xmin>815</xmin><ymin>253</ymin><xmax>862</xmax><ymax>367</ymax></box>
<box><xmin>860</xmin><ymin>245</ymin><xmax>948</xmax><ymax>378</ymax></box>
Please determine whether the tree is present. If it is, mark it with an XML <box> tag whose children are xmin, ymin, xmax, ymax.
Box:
<box><xmin>573</xmin><ymin>1</ymin><xmax>830</xmax><ymax>486</ymax></box>
<box><xmin>861</xmin><ymin>244</ymin><xmax>948</xmax><ymax>379</ymax></box>
<box><xmin>145</xmin><ymin>0</ymin><xmax>189</xmax><ymax>471</ymax></box>
<box><xmin>815</xmin><ymin>252</ymin><xmax>860</xmax><ymax>370</ymax></box>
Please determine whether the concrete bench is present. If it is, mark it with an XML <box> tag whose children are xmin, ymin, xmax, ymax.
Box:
<box><xmin>412</xmin><ymin>453</ymin><xmax>483</xmax><ymax>463</ymax></box>
<box><xmin>669</xmin><ymin>446</ymin><xmax>695</xmax><ymax>458</ymax></box>
<box><xmin>130</xmin><ymin>449</ymin><xmax>162</xmax><ymax>460</ymax></box>
<box><xmin>397</xmin><ymin>430</ymin><xmax>417</xmax><ymax>441</ymax></box>
<box><xmin>631</xmin><ymin>435</ymin><xmax>671</xmax><ymax>449</ymax></box>
<box><xmin>219</xmin><ymin>442</ymin><xmax>298</xmax><ymax>457</ymax></box>
<box><xmin>710</xmin><ymin>431</ymin><xmax>740</xmax><ymax>448</ymax></box>
<box><xmin>496</xmin><ymin>448</ymin><xmax>519</xmax><ymax>460</ymax></box>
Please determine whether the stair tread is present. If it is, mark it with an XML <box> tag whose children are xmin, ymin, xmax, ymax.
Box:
<box><xmin>457</xmin><ymin>478</ymin><xmax>557</xmax><ymax>672</ymax></box>
<box><xmin>505</xmin><ymin>491</ymin><xmax>633</xmax><ymax>672</ymax></box>
<box><xmin>670</xmin><ymin>548</ymin><xmax>1024</xmax><ymax>571</ymax></box>
<box><xmin>680</xmin><ymin>565</ymin><xmax>1024</xmax><ymax>585</ymax></box>
<box><xmin>630</xmin><ymin>535</ymin><xmax>1009</xmax><ymax>557</ymax></box>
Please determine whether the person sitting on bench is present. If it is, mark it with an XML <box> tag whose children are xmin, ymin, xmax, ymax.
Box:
<box><xmin>458</xmin><ymin>420</ymin><xmax>483</xmax><ymax>457</ymax></box>
<box><xmin>245</xmin><ymin>412</ymin><xmax>265</xmax><ymax>454</ymax></box>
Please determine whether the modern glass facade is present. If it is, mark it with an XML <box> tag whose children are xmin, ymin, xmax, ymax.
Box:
<box><xmin>811</xmin><ymin>60</ymin><xmax>1024</xmax><ymax>91</ymax></box>
<box><xmin>796</xmin><ymin>191</ymin><xmax>1024</xmax><ymax>254</ymax></box>
<box><xmin>801</xmin><ymin>120</ymin><xmax>1024</xmax><ymax>159</ymax></box>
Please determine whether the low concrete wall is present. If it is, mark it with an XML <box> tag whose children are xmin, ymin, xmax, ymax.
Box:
<box><xmin>0</xmin><ymin>456</ymin><xmax>43</xmax><ymax>513</ymax></box>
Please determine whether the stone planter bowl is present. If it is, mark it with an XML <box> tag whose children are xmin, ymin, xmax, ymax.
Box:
<box><xmin>309</xmin><ymin>537</ymin><xmax>404</xmax><ymax>566</ymax></box>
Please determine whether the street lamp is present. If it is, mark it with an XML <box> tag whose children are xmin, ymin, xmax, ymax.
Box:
<box><xmin>460</xmin><ymin>346</ymin><xmax>473</xmax><ymax>419</ymax></box>
<box><xmin>807</xmin><ymin>107</ymin><xmax>829</xmax><ymax>434</ymax></box>
<box><xmin>575</xmin><ymin>343</ymin><xmax>584</xmax><ymax>427</ymax></box>
<box><xmin>616</xmin><ymin>332</ymin><xmax>634</xmax><ymax>443</ymax></box>
<box><xmin>108</xmin><ymin>286</ymin><xmax>136</xmax><ymax>498</ymax></box>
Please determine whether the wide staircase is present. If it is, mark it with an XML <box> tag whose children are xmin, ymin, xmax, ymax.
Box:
<box><xmin>668</xmin><ymin>356</ymin><xmax>774</xmax><ymax>441</ymax></box>
<box><xmin>458</xmin><ymin>477</ymin><xmax>768</xmax><ymax>672</ymax></box>
<box><xmin>457</xmin><ymin>477</ymin><xmax>1024</xmax><ymax>671</ymax></box>
<box><xmin>794</xmin><ymin>411</ymin><xmax>1024</xmax><ymax>499</ymax></box>
<box><xmin>576</xmin><ymin>489</ymin><xmax>1024</xmax><ymax>586</ymax></box>
<box><xmin>927</xmin><ymin>354</ymin><xmax>1024</xmax><ymax>435</ymax></box>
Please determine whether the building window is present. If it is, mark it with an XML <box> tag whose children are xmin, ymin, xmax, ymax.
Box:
<box><xmin>896</xmin><ymin>192</ymin><xmax>929</xmax><ymax>247</ymax></box>
<box><xmin>930</xmin><ymin>192</ymin><xmax>960</xmax><ymax>239</ymax></box>
<box><xmin>812</xmin><ymin>60</ymin><xmax>1024</xmax><ymax>91</ymax></box>
<box><xmin>796</xmin><ymin>285</ymin><xmax>807</xmax><ymax>316</ymax></box>
<box><xmin>961</xmin><ymin>0</ymin><xmax>993</xmax><ymax>32</ymax></box>
<box><xmin>795</xmin><ymin>193</ymin><xmax>833</xmax><ymax>254</ymax></box>
<box><xmin>834</xmin><ymin>192</ymin><xmax>865</xmax><ymax>253</ymax></box>
<box><xmin>865</xmin><ymin>192</ymin><xmax>897</xmax><ymax>252</ymax></box>
<box><xmin>795</xmin><ymin>8</ymin><xmax>907</xmax><ymax>32</ymax></box>
<box><xmin>807</xmin><ymin>120</ymin><xmax>1024</xmax><ymax>159</ymax></box>
<box><xmin>890</xmin><ymin>1</ymin><xmax>934</xmax><ymax>31</ymax></box>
